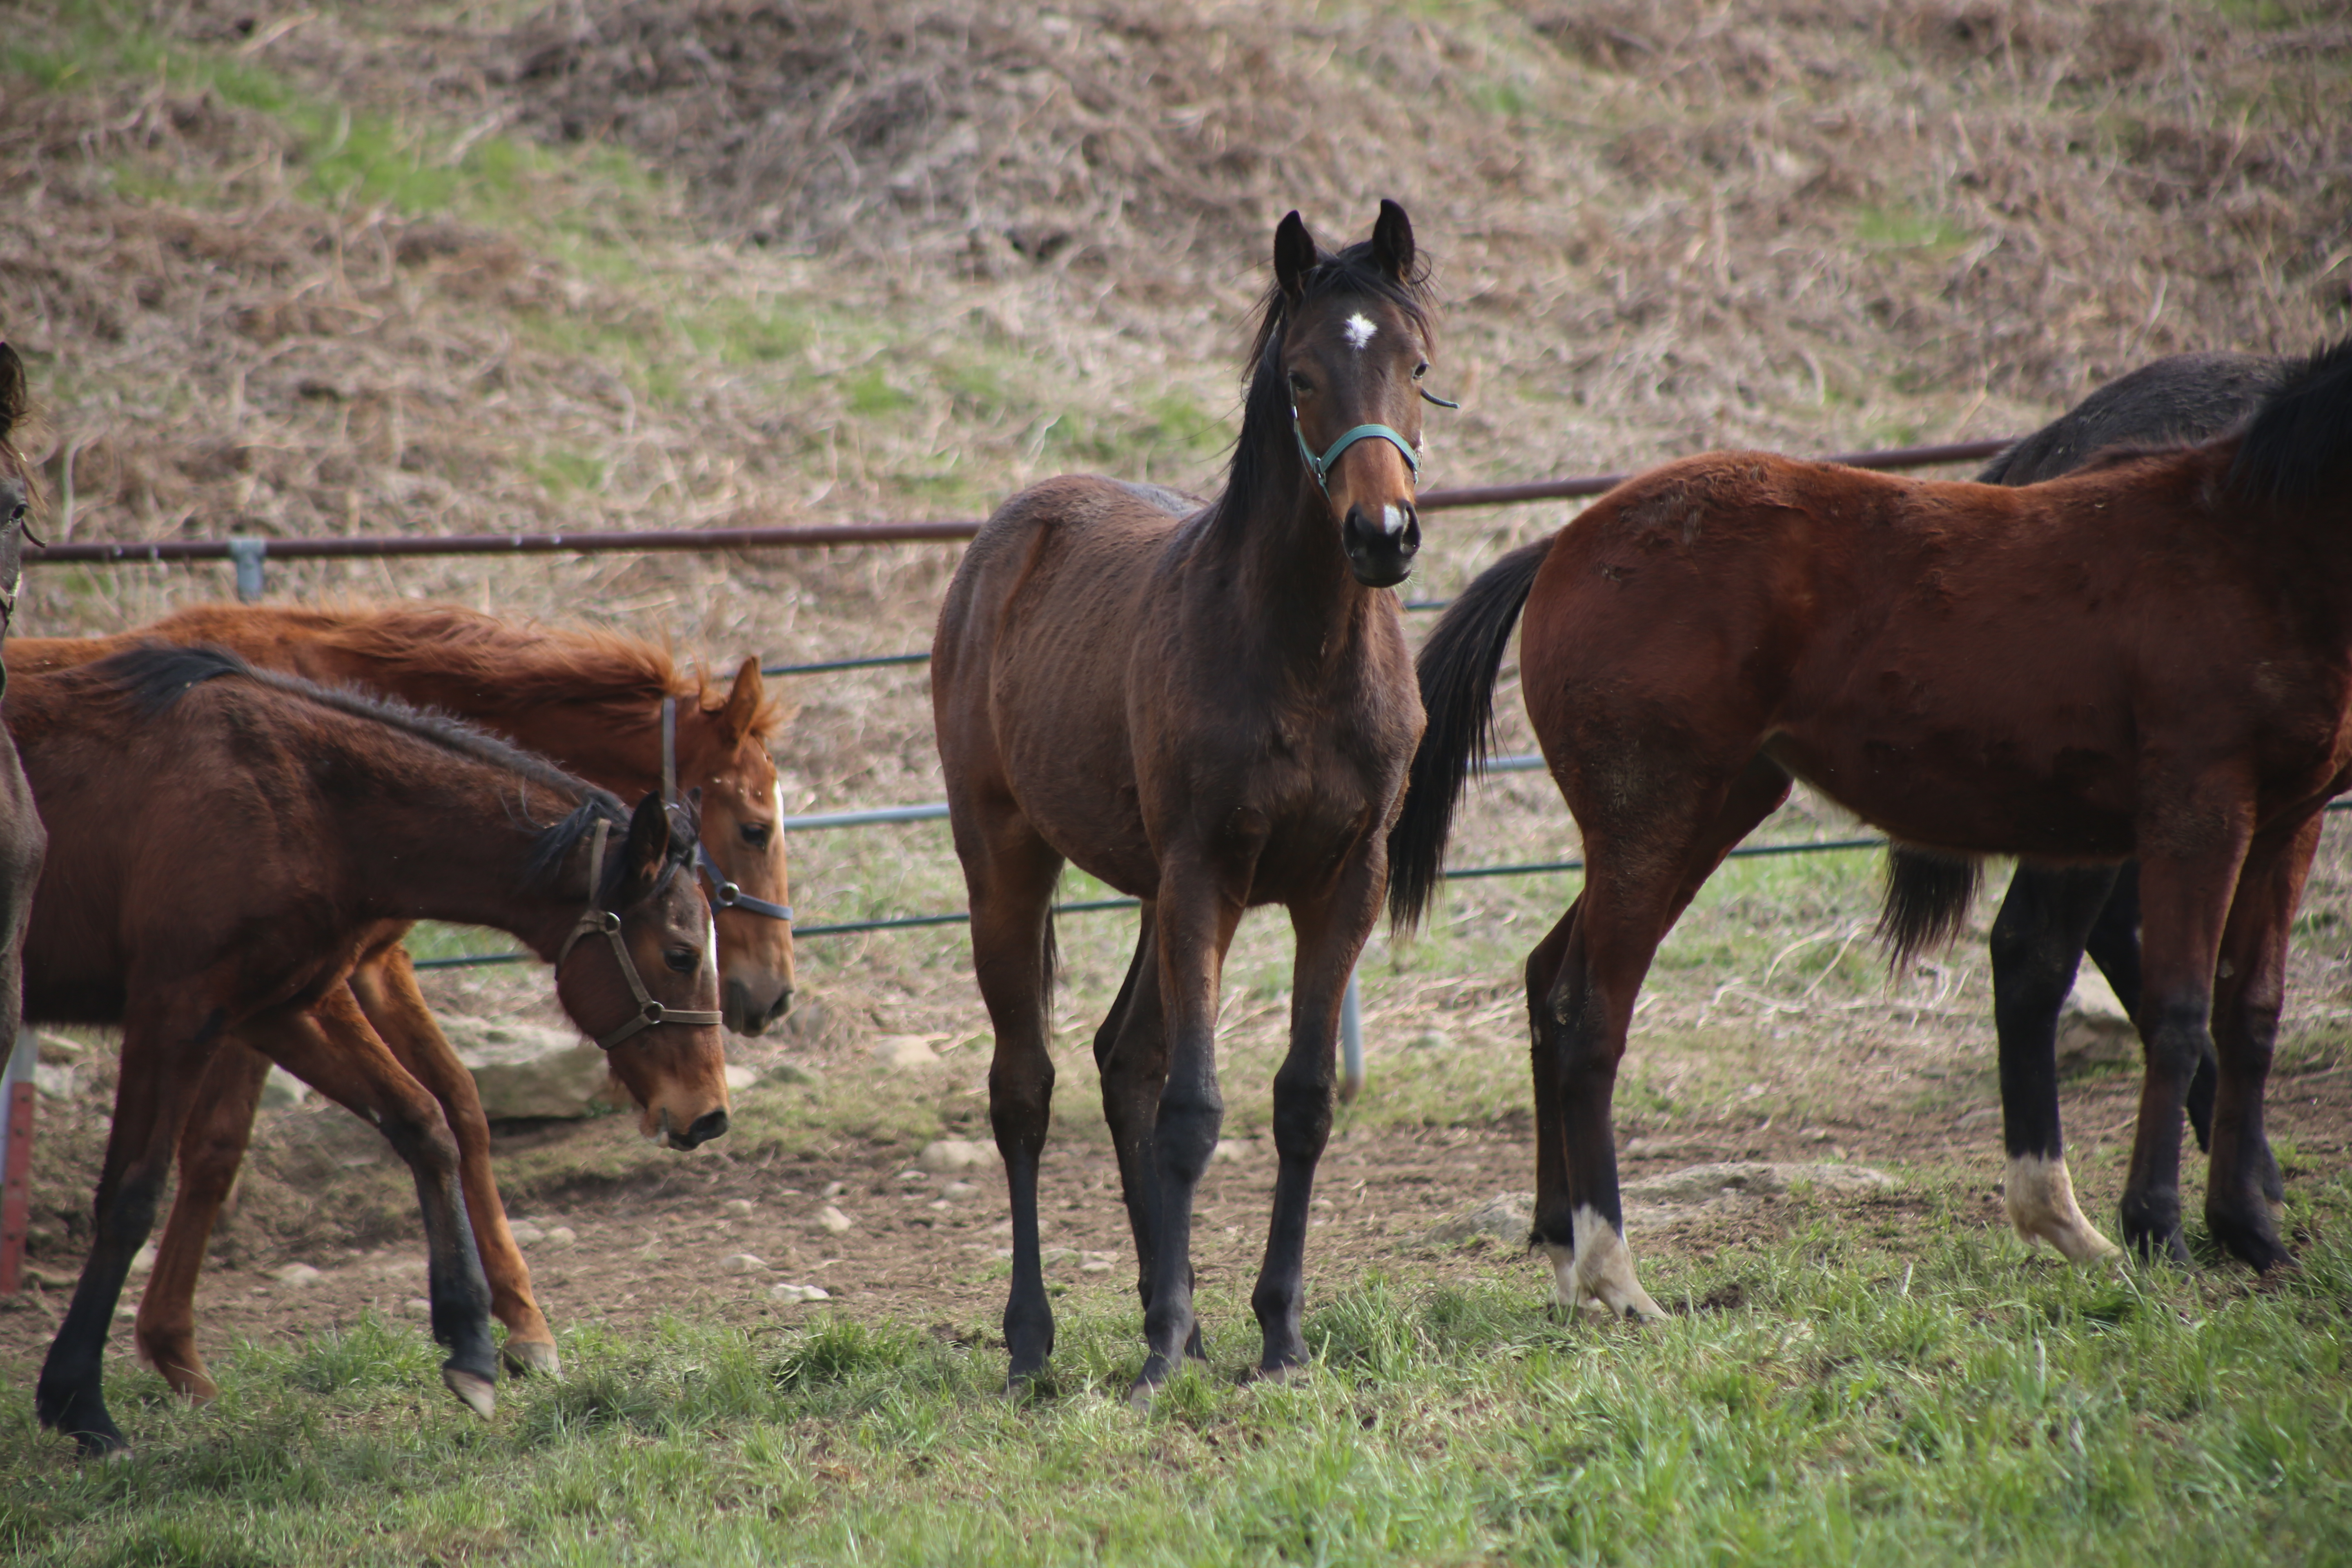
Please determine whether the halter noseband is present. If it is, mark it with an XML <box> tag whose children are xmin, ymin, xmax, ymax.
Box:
<box><xmin>1290</xmin><ymin>386</ymin><xmax>1457</xmax><ymax>494</ymax></box>
<box><xmin>661</xmin><ymin>696</ymin><xmax>794</xmax><ymax>924</ymax></box>
<box><xmin>555</xmin><ymin>816</ymin><xmax>725</xmax><ymax>1050</ymax></box>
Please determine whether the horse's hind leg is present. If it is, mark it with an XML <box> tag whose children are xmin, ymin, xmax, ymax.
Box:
<box><xmin>244</xmin><ymin>987</ymin><xmax>499</xmax><ymax>1414</ymax></box>
<box><xmin>1251</xmin><ymin>842</ymin><xmax>1388</xmax><ymax>1378</ymax></box>
<box><xmin>1988</xmin><ymin>865</ymin><xmax>2124</xmax><ymax>1262</ymax></box>
<box><xmin>2201</xmin><ymin>815</ymin><xmax>2317</xmax><ymax>1273</ymax></box>
<box><xmin>1541</xmin><ymin>756</ymin><xmax>1788</xmax><ymax>1320</ymax></box>
<box><xmin>38</xmin><ymin>997</ymin><xmax>220</xmax><ymax>1456</ymax></box>
<box><xmin>1094</xmin><ymin>910</ymin><xmax>1203</xmax><ymax>1361</ymax></box>
<box><xmin>960</xmin><ymin>809</ymin><xmax>1066</xmax><ymax>1386</ymax></box>
<box><xmin>135</xmin><ymin>1041</ymin><xmax>272</xmax><ymax>1401</ymax></box>
<box><xmin>350</xmin><ymin>945</ymin><xmax>557</xmax><ymax>1376</ymax></box>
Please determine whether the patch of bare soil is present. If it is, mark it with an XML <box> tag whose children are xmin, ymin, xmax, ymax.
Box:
<box><xmin>5</xmin><ymin>1054</ymin><xmax>2345</xmax><ymax>1388</ymax></box>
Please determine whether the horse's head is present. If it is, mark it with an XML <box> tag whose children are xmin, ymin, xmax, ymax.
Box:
<box><xmin>1272</xmin><ymin>200</ymin><xmax>1436</xmax><ymax>588</ymax></box>
<box><xmin>555</xmin><ymin>792</ymin><xmax>733</xmax><ymax>1150</ymax></box>
<box><xmin>0</xmin><ymin>344</ymin><xmax>38</xmax><ymax>626</ymax></box>
<box><xmin>677</xmin><ymin>658</ymin><xmax>796</xmax><ymax>1034</ymax></box>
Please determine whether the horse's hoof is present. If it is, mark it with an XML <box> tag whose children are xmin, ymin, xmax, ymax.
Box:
<box><xmin>442</xmin><ymin>1367</ymin><xmax>498</xmax><ymax>1419</ymax></box>
<box><xmin>503</xmin><ymin>1339</ymin><xmax>561</xmax><ymax>1379</ymax></box>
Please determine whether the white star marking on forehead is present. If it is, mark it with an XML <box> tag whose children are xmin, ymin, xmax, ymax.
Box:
<box><xmin>1343</xmin><ymin>313</ymin><xmax>1377</xmax><ymax>351</ymax></box>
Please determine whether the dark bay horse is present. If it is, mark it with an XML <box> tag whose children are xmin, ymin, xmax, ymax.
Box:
<box><xmin>18</xmin><ymin>645</ymin><xmax>731</xmax><ymax>1455</ymax></box>
<box><xmin>0</xmin><ymin>345</ymin><xmax>49</xmax><ymax>1158</ymax></box>
<box><xmin>7</xmin><ymin>602</ymin><xmax>793</xmax><ymax>1393</ymax></box>
<box><xmin>933</xmin><ymin>202</ymin><xmax>1438</xmax><ymax>1396</ymax></box>
<box><xmin>1393</xmin><ymin>338</ymin><xmax>2352</xmax><ymax>1315</ymax></box>
<box><xmin>1901</xmin><ymin>351</ymin><xmax>2288</xmax><ymax>1263</ymax></box>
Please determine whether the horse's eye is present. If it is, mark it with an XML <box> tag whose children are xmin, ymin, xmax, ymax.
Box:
<box><xmin>1413</xmin><ymin>362</ymin><xmax>1428</xmax><ymax>380</ymax></box>
<box><xmin>1288</xmin><ymin>371</ymin><xmax>1314</xmax><ymax>398</ymax></box>
<box><xmin>664</xmin><ymin>945</ymin><xmax>698</xmax><ymax>974</ymax></box>
<box><xmin>739</xmin><ymin>821</ymin><xmax>773</xmax><ymax>849</ymax></box>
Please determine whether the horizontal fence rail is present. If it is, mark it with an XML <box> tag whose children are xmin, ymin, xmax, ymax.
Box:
<box><xmin>24</xmin><ymin>438</ymin><xmax>2013</xmax><ymax>572</ymax></box>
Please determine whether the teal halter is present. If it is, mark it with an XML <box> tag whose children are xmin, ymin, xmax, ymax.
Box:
<box><xmin>1293</xmin><ymin>416</ymin><xmax>1421</xmax><ymax>493</ymax></box>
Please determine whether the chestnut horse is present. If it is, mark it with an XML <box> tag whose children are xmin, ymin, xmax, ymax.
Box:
<box><xmin>934</xmin><ymin>202</ymin><xmax>1438</xmax><ymax>1396</ymax></box>
<box><xmin>7</xmin><ymin>602</ymin><xmax>792</xmax><ymax>1393</ymax></box>
<box><xmin>0</xmin><ymin>345</ymin><xmax>49</xmax><ymax>1134</ymax></box>
<box><xmin>1904</xmin><ymin>350</ymin><xmax>2289</xmax><ymax>1263</ymax></box>
<box><xmin>20</xmin><ymin>644</ymin><xmax>731</xmax><ymax>1455</ymax></box>
<box><xmin>1393</xmin><ymin>337</ymin><xmax>2352</xmax><ymax>1317</ymax></box>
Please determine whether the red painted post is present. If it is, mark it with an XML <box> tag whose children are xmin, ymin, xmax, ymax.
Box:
<box><xmin>0</xmin><ymin>1031</ymin><xmax>33</xmax><ymax>1295</ymax></box>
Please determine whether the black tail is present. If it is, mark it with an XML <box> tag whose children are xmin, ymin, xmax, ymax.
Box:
<box><xmin>2228</xmin><ymin>335</ymin><xmax>2352</xmax><ymax>504</ymax></box>
<box><xmin>1878</xmin><ymin>845</ymin><xmax>1982</xmax><ymax>969</ymax></box>
<box><xmin>1387</xmin><ymin>536</ymin><xmax>1554</xmax><ymax>933</ymax></box>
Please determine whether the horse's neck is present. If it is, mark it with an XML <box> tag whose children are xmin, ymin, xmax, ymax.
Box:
<box><xmin>349</xmin><ymin>756</ymin><xmax>592</xmax><ymax>960</ymax></box>
<box><xmin>1202</xmin><ymin>483</ymin><xmax>1381</xmax><ymax>665</ymax></box>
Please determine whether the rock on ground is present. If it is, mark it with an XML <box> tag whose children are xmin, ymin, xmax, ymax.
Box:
<box><xmin>442</xmin><ymin>1016</ymin><xmax>617</xmax><ymax>1120</ymax></box>
<box><xmin>2058</xmin><ymin>969</ymin><xmax>2138</xmax><ymax>1070</ymax></box>
<box><xmin>917</xmin><ymin>1138</ymin><xmax>1000</xmax><ymax>1174</ymax></box>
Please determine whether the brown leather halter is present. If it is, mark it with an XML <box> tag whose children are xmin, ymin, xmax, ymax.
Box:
<box><xmin>554</xmin><ymin>815</ymin><xmax>724</xmax><ymax>1050</ymax></box>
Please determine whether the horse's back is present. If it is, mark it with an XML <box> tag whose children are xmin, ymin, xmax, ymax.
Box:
<box><xmin>1981</xmin><ymin>352</ymin><xmax>2281</xmax><ymax>486</ymax></box>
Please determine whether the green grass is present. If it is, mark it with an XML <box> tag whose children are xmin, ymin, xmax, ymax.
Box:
<box><xmin>7</xmin><ymin>1182</ymin><xmax>2349</xmax><ymax>1566</ymax></box>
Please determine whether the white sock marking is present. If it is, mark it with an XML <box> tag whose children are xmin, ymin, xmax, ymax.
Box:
<box><xmin>2004</xmin><ymin>1153</ymin><xmax>2120</xmax><ymax>1262</ymax></box>
<box><xmin>1542</xmin><ymin>1207</ymin><xmax>1667</xmax><ymax>1321</ymax></box>
<box><xmin>1343</xmin><ymin>312</ymin><xmax>1377</xmax><ymax>351</ymax></box>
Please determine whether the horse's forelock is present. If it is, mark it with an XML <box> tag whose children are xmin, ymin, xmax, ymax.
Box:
<box><xmin>1243</xmin><ymin>237</ymin><xmax>1437</xmax><ymax>379</ymax></box>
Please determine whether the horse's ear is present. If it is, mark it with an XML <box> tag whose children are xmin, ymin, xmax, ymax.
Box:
<box><xmin>616</xmin><ymin>793</ymin><xmax>671</xmax><ymax>903</ymax></box>
<box><xmin>719</xmin><ymin>657</ymin><xmax>765</xmax><ymax>743</ymax></box>
<box><xmin>1371</xmin><ymin>200</ymin><xmax>1414</xmax><ymax>285</ymax></box>
<box><xmin>1274</xmin><ymin>211</ymin><xmax>1316</xmax><ymax>303</ymax></box>
<box><xmin>0</xmin><ymin>345</ymin><xmax>24</xmax><ymax>445</ymax></box>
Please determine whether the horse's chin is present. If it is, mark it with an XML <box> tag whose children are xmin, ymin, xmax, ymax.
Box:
<box><xmin>722</xmin><ymin>976</ymin><xmax>794</xmax><ymax>1036</ymax></box>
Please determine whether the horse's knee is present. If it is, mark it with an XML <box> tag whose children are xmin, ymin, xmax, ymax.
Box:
<box><xmin>374</xmin><ymin>1105</ymin><xmax>463</xmax><ymax>1179</ymax></box>
<box><xmin>1267</xmin><ymin>1066</ymin><xmax>1332</xmax><ymax>1161</ymax></box>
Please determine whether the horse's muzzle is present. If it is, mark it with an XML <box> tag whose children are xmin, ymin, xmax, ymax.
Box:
<box><xmin>724</xmin><ymin>977</ymin><xmax>794</xmax><ymax>1036</ymax></box>
<box><xmin>670</xmin><ymin>1107</ymin><xmax>731</xmax><ymax>1150</ymax></box>
<box><xmin>1342</xmin><ymin>501</ymin><xmax>1420</xmax><ymax>588</ymax></box>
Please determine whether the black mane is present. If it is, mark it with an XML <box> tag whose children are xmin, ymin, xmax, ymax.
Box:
<box><xmin>2228</xmin><ymin>336</ymin><xmax>2352</xmax><ymax>504</ymax></box>
<box><xmin>87</xmin><ymin>642</ymin><xmax>687</xmax><ymax>900</ymax></box>
<box><xmin>1216</xmin><ymin>229</ymin><xmax>1437</xmax><ymax>527</ymax></box>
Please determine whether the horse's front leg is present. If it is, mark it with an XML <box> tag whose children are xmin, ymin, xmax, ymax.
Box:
<box><xmin>2120</xmin><ymin>821</ymin><xmax>2248</xmax><ymax>1264</ymax></box>
<box><xmin>241</xmin><ymin>987</ymin><xmax>499</xmax><ymax>1415</ymax></box>
<box><xmin>1094</xmin><ymin>909</ymin><xmax>1203</xmax><ymax>1361</ymax></box>
<box><xmin>1134</xmin><ymin>856</ymin><xmax>1246</xmax><ymax>1401</ymax></box>
<box><xmin>350</xmin><ymin>945</ymin><xmax>557</xmax><ymax>1377</ymax></box>
<box><xmin>1250</xmin><ymin>842</ymin><xmax>1388</xmax><ymax>1378</ymax></box>
<box><xmin>2201</xmin><ymin>815</ymin><xmax>2319</xmax><ymax>1272</ymax></box>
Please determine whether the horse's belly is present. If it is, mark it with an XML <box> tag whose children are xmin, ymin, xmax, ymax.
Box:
<box><xmin>1762</xmin><ymin>729</ymin><xmax>2138</xmax><ymax>859</ymax></box>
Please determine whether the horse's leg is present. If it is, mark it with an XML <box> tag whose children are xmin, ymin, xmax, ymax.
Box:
<box><xmin>1525</xmin><ymin>896</ymin><xmax>1586</xmax><ymax>1309</ymax></box>
<box><xmin>1544</xmin><ymin>757</ymin><xmax>1787</xmax><ymax>1320</ymax></box>
<box><xmin>134</xmin><ymin>1041</ymin><xmax>270</xmax><ymax>1401</ymax></box>
<box><xmin>348</xmin><ymin>945</ymin><xmax>556</xmax><ymax>1377</ymax></box>
<box><xmin>1250</xmin><ymin>842</ymin><xmax>1387</xmax><ymax>1379</ymax></box>
<box><xmin>37</xmin><ymin>998</ymin><xmax>219</xmax><ymax>1456</ymax></box>
<box><xmin>243</xmin><ymin>987</ymin><xmax>499</xmax><ymax>1414</ymax></box>
<box><xmin>1133</xmin><ymin>858</ymin><xmax>1247</xmax><ymax>1399</ymax></box>
<box><xmin>962</xmin><ymin>811</ymin><xmax>1065</xmax><ymax>1387</ymax></box>
<box><xmin>2118</xmin><ymin>824</ymin><xmax>2249</xmax><ymax>1265</ymax></box>
<box><xmin>1094</xmin><ymin>909</ymin><xmax>1203</xmax><ymax>1360</ymax></box>
<box><xmin>2201</xmin><ymin>815</ymin><xmax>2318</xmax><ymax>1272</ymax></box>
<box><xmin>1987</xmin><ymin>865</ymin><xmax>2125</xmax><ymax>1262</ymax></box>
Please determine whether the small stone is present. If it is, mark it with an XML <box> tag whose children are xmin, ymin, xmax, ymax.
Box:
<box><xmin>1430</xmin><ymin>1192</ymin><xmax>1533</xmax><ymax>1247</ymax></box>
<box><xmin>768</xmin><ymin>1282</ymin><xmax>831</xmax><ymax>1303</ymax></box>
<box><xmin>928</xmin><ymin>1199</ymin><xmax>951</xmax><ymax>1212</ymax></box>
<box><xmin>1079</xmin><ymin>1252</ymin><xmax>1116</xmax><ymax>1274</ymax></box>
<box><xmin>722</xmin><ymin>1253</ymin><xmax>768</xmax><ymax>1275</ymax></box>
<box><xmin>403</xmin><ymin>1298</ymin><xmax>432</xmax><ymax>1319</ymax></box>
<box><xmin>128</xmin><ymin>1243</ymin><xmax>158</xmax><ymax>1276</ymax></box>
<box><xmin>1210</xmin><ymin>1139</ymin><xmax>1256</xmax><ymax>1163</ymax></box>
<box><xmin>257</xmin><ymin>1065</ymin><xmax>310</xmax><ymax>1111</ymax></box>
<box><xmin>941</xmin><ymin>1181</ymin><xmax>978</xmax><ymax>1199</ymax></box>
<box><xmin>822</xmin><ymin>1181</ymin><xmax>847</xmax><ymax>1199</ymax></box>
<box><xmin>509</xmin><ymin>1222</ymin><xmax>547</xmax><ymax>1245</ymax></box>
<box><xmin>898</xmin><ymin>1169</ymin><xmax>930</xmax><ymax>1185</ymax></box>
<box><xmin>272</xmin><ymin>1263</ymin><xmax>325</xmax><ymax>1287</ymax></box>
<box><xmin>872</xmin><ymin>1035</ymin><xmax>940</xmax><ymax>1070</ymax></box>
<box><xmin>542</xmin><ymin>1227</ymin><xmax>577</xmax><ymax>1249</ymax></box>
<box><xmin>723</xmin><ymin>1198</ymin><xmax>755</xmax><ymax>1216</ymax></box>
<box><xmin>916</xmin><ymin>1138</ymin><xmax>1000</xmax><ymax>1174</ymax></box>
<box><xmin>813</xmin><ymin>1205</ymin><xmax>853</xmax><ymax>1235</ymax></box>
<box><xmin>32</xmin><ymin>1062</ymin><xmax>80</xmax><ymax>1101</ymax></box>
<box><xmin>724</xmin><ymin>1063</ymin><xmax>760</xmax><ymax>1092</ymax></box>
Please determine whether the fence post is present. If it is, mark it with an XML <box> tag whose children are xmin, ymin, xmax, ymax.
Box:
<box><xmin>1338</xmin><ymin>965</ymin><xmax>1365</xmax><ymax>1103</ymax></box>
<box><xmin>0</xmin><ymin>1030</ymin><xmax>33</xmax><ymax>1296</ymax></box>
<box><xmin>226</xmin><ymin>537</ymin><xmax>268</xmax><ymax>601</ymax></box>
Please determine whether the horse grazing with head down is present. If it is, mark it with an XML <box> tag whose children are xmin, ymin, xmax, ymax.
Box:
<box><xmin>933</xmin><ymin>201</ymin><xmax>1441</xmax><ymax>1397</ymax></box>
<box><xmin>18</xmin><ymin>645</ymin><xmax>731</xmax><ymax>1457</ymax></box>
<box><xmin>1393</xmin><ymin>337</ymin><xmax>2352</xmax><ymax>1317</ymax></box>
<box><xmin>7</xmin><ymin>603</ymin><xmax>793</xmax><ymax>1395</ymax></box>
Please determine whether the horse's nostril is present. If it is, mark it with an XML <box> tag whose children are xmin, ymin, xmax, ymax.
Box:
<box><xmin>682</xmin><ymin>1108</ymin><xmax>731</xmax><ymax>1148</ymax></box>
